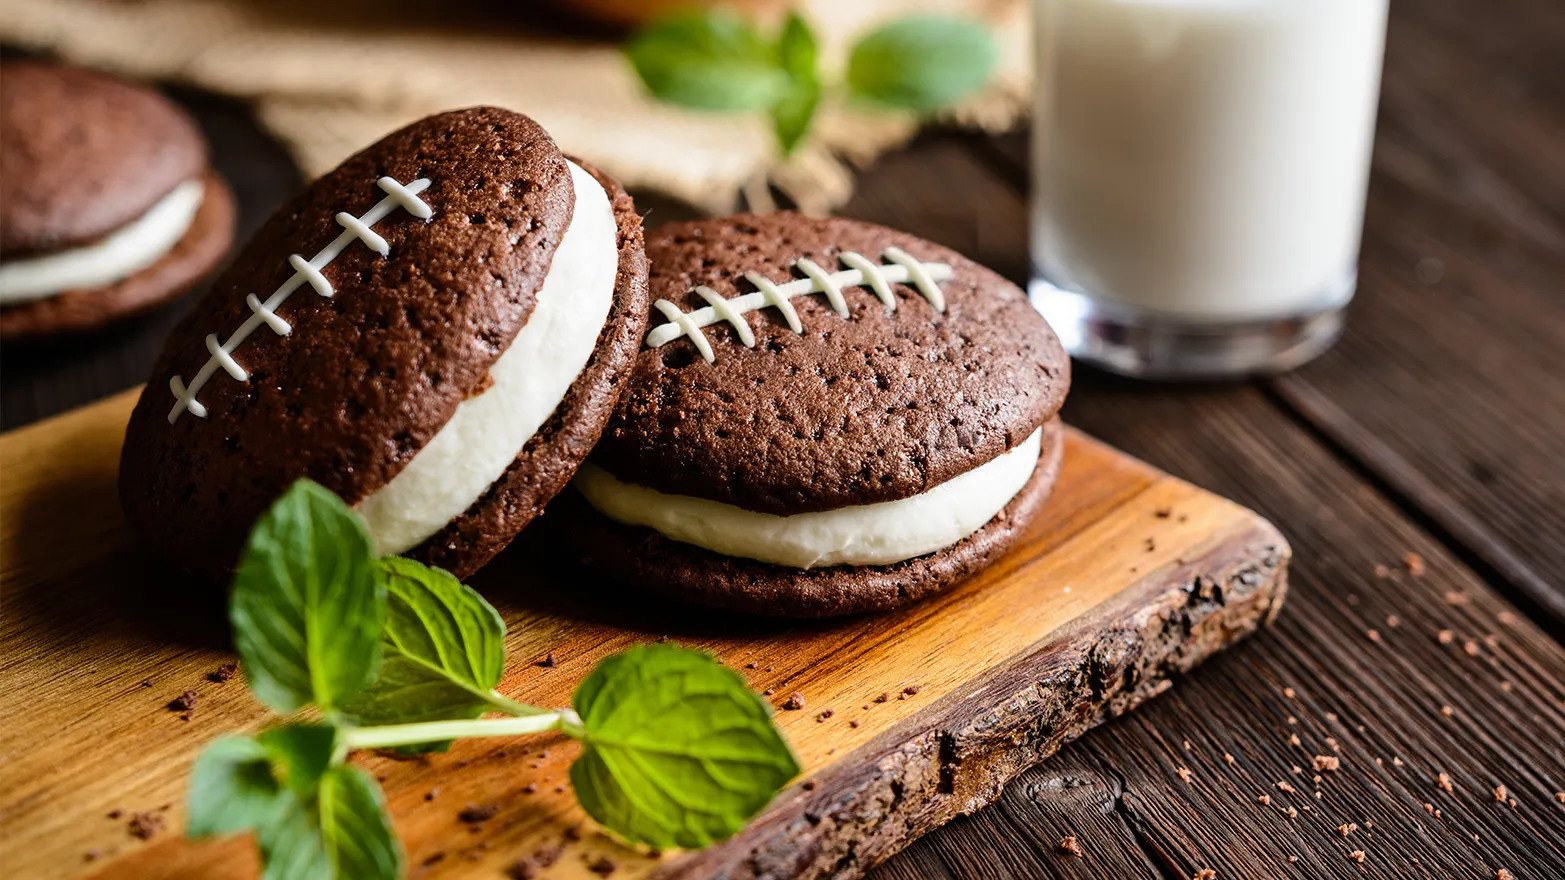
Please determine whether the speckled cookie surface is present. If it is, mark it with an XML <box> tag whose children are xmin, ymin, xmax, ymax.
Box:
<box><xmin>593</xmin><ymin>213</ymin><xmax>1070</xmax><ymax>515</ymax></box>
<box><xmin>119</xmin><ymin>107</ymin><xmax>647</xmax><ymax>578</ymax></box>
<box><xmin>558</xmin><ymin>417</ymin><xmax>1065</xmax><ymax>617</ymax></box>
<box><xmin>0</xmin><ymin>62</ymin><xmax>207</xmax><ymax>255</ymax></box>
<box><xmin>0</xmin><ymin>170</ymin><xmax>236</xmax><ymax>341</ymax></box>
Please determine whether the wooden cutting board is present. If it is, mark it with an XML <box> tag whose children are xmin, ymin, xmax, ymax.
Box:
<box><xmin>0</xmin><ymin>389</ymin><xmax>1289</xmax><ymax>880</ymax></box>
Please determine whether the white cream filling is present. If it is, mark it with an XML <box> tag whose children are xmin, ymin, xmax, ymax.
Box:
<box><xmin>0</xmin><ymin>178</ymin><xmax>205</xmax><ymax>305</ymax></box>
<box><xmin>573</xmin><ymin>427</ymin><xmax>1044</xmax><ymax>569</ymax></box>
<box><xmin>358</xmin><ymin>161</ymin><xmax>618</xmax><ymax>555</ymax></box>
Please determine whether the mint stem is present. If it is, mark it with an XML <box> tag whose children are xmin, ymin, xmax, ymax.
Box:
<box><xmin>342</xmin><ymin>709</ymin><xmax>583</xmax><ymax>751</ymax></box>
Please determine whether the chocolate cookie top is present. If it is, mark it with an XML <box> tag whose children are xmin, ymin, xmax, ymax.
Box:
<box><xmin>592</xmin><ymin>213</ymin><xmax>1070</xmax><ymax>515</ymax></box>
<box><xmin>120</xmin><ymin>107</ymin><xmax>574</xmax><ymax>562</ymax></box>
<box><xmin>0</xmin><ymin>63</ymin><xmax>207</xmax><ymax>255</ymax></box>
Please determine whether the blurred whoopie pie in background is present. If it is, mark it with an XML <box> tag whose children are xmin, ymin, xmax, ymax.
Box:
<box><xmin>0</xmin><ymin>62</ymin><xmax>236</xmax><ymax>340</ymax></box>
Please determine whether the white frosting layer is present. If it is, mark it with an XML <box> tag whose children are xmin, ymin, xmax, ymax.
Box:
<box><xmin>0</xmin><ymin>178</ymin><xmax>205</xmax><ymax>304</ymax></box>
<box><xmin>573</xmin><ymin>428</ymin><xmax>1044</xmax><ymax>569</ymax></box>
<box><xmin>358</xmin><ymin>161</ymin><xmax>618</xmax><ymax>554</ymax></box>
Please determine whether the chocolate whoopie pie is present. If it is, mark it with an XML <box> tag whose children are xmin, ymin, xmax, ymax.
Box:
<box><xmin>119</xmin><ymin>107</ymin><xmax>649</xmax><ymax>579</ymax></box>
<box><xmin>557</xmin><ymin>213</ymin><xmax>1071</xmax><ymax>616</ymax></box>
<box><xmin>0</xmin><ymin>62</ymin><xmax>236</xmax><ymax>340</ymax></box>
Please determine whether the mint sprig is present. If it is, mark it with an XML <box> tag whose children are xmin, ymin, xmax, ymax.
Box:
<box><xmin>190</xmin><ymin>480</ymin><xmax>800</xmax><ymax>879</ymax></box>
<box><xmin>625</xmin><ymin>10</ymin><xmax>998</xmax><ymax>157</ymax></box>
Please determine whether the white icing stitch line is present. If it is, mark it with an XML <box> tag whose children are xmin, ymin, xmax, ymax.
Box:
<box><xmin>644</xmin><ymin>247</ymin><xmax>953</xmax><ymax>362</ymax></box>
<box><xmin>167</xmin><ymin>177</ymin><xmax>432</xmax><ymax>424</ymax></box>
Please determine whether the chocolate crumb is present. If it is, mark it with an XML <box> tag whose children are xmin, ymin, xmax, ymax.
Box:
<box><xmin>85</xmin><ymin>848</ymin><xmax>102</xmax><ymax>862</ymax></box>
<box><xmin>168</xmin><ymin>690</ymin><xmax>199</xmax><ymax>712</ymax></box>
<box><xmin>873</xmin><ymin>692</ymin><xmax>890</xmax><ymax>703</ymax></box>
<box><xmin>903</xmin><ymin>684</ymin><xmax>922</xmax><ymax>696</ymax></box>
<box><xmin>458</xmin><ymin>803</ymin><xmax>499</xmax><ymax>823</ymax></box>
<box><xmin>1404</xmin><ymin>553</ymin><xmax>1425</xmax><ymax>575</ymax></box>
<box><xmin>1144</xmin><ymin>538</ymin><xmax>1156</xmax><ymax>552</ymax></box>
<box><xmin>505</xmin><ymin>860</ymin><xmax>537</xmax><ymax>880</ymax></box>
<box><xmin>763</xmin><ymin>688</ymin><xmax>775</xmax><ymax>696</ymax></box>
<box><xmin>538</xmin><ymin>652</ymin><xmax>557</xmax><ymax>668</ymax></box>
<box><xmin>1176</xmin><ymin>767</ymin><xmax>1193</xmax><ymax>783</ymax></box>
<box><xmin>744</xmin><ymin>662</ymin><xmax>758</xmax><ymax>669</ymax></box>
<box><xmin>422</xmin><ymin>852</ymin><xmax>447</xmax><ymax>867</ymax></box>
<box><xmin>1313</xmin><ymin>755</ymin><xmax>1340</xmax><ymax>772</ymax></box>
<box><xmin>815</xmin><ymin>709</ymin><xmax>835</xmax><ymax>722</ymax></box>
<box><xmin>1154</xmin><ymin>507</ymin><xmax>1172</xmax><ymax>518</ymax></box>
<box><xmin>107</xmin><ymin>809</ymin><xmax>123</xmax><ymax>820</ymax></box>
<box><xmin>425</xmin><ymin>788</ymin><xmax>439</xmax><ymax>801</ymax></box>
<box><xmin>563</xmin><ymin>824</ymin><xmax>583</xmax><ymax>842</ymax></box>
<box><xmin>523</xmin><ymin>783</ymin><xmax>538</xmax><ymax>794</ymax></box>
<box><xmin>1437</xmin><ymin>772</ymin><xmax>1454</xmax><ymax>794</ymax></box>
<box><xmin>533</xmin><ymin>843</ymin><xmax>564</xmax><ymax>867</ymax></box>
<box><xmin>129</xmin><ymin>811</ymin><xmax>164</xmax><ymax>840</ymax></box>
<box><xmin>849</xmin><ymin>719</ymin><xmax>860</xmax><ymax>728</ymax></box>
<box><xmin>782</xmin><ymin>693</ymin><xmax>806</xmax><ymax>710</ymax></box>
<box><xmin>1349</xmin><ymin>850</ymin><xmax>1365</xmax><ymax>864</ymax></box>
<box><xmin>1057</xmin><ymin>835</ymin><xmax>1085</xmax><ymax>857</ymax></box>
<box><xmin>141</xmin><ymin>679</ymin><xmax>152</xmax><ymax>688</ymax></box>
<box><xmin>801</xmin><ymin>781</ymin><xmax>816</xmax><ymax>791</ymax></box>
<box><xmin>587</xmin><ymin>856</ymin><xmax>617</xmax><ymax>875</ymax></box>
<box><xmin>208</xmin><ymin>662</ymin><xmax>239</xmax><ymax>683</ymax></box>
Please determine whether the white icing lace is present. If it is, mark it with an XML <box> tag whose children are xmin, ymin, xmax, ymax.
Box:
<box><xmin>644</xmin><ymin>247</ymin><xmax>953</xmax><ymax>363</ymax></box>
<box><xmin>167</xmin><ymin>177</ymin><xmax>432</xmax><ymax>423</ymax></box>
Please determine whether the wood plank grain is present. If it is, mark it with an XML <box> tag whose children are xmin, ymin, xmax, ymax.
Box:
<box><xmin>0</xmin><ymin>391</ymin><xmax>1286</xmax><ymax>879</ymax></box>
<box><xmin>823</xmin><ymin>132</ymin><xmax>1565</xmax><ymax>879</ymax></box>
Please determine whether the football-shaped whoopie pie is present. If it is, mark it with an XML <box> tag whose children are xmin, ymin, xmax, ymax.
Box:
<box><xmin>0</xmin><ymin>62</ymin><xmax>236</xmax><ymax>340</ymax></box>
<box><xmin>556</xmin><ymin>213</ymin><xmax>1071</xmax><ymax>617</ymax></box>
<box><xmin>120</xmin><ymin>107</ymin><xmax>649</xmax><ymax>579</ymax></box>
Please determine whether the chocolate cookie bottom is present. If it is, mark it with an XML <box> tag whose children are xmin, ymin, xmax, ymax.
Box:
<box><xmin>1</xmin><ymin>169</ymin><xmax>236</xmax><ymax>341</ymax></box>
<box><xmin>554</xmin><ymin>417</ymin><xmax>1066</xmax><ymax>617</ymax></box>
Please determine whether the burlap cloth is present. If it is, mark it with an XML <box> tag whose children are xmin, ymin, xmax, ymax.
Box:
<box><xmin>0</xmin><ymin>0</ymin><xmax>1029</xmax><ymax>214</ymax></box>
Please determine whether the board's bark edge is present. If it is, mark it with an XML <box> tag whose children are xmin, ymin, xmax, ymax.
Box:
<box><xmin>657</xmin><ymin>518</ymin><xmax>1290</xmax><ymax>880</ymax></box>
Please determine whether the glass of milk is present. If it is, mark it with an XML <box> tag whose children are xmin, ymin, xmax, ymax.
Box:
<box><xmin>1029</xmin><ymin>0</ymin><xmax>1390</xmax><ymax>378</ymax></box>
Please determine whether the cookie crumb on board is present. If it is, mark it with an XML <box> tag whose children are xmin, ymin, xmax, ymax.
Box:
<box><xmin>815</xmin><ymin>709</ymin><xmax>834</xmax><ymax>722</ymax></box>
<box><xmin>538</xmin><ymin>652</ymin><xmax>557</xmax><ymax>668</ymax></box>
<box><xmin>782</xmin><ymin>693</ymin><xmax>806</xmax><ymax>710</ymax></box>
<box><xmin>1404</xmin><ymin>552</ymin><xmax>1426</xmax><ymax>575</ymax></box>
<box><xmin>1349</xmin><ymin>850</ymin><xmax>1366</xmax><ymax>864</ymax></box>
<box><xmin>1258</xmin><ymin>794</ymin><xmax>1272</xmax><ymax>805</ymax></box>
<box><xmin>1437</xmin><ymin>773</ymin><xmax>1454</xmax><ymax>793</ymax></box>
<box><xmin>1493</xmin><ymin>784</ymin><xmax>1508</xmax><ymax>802</ymax></box>
<box><xmin>1313</xmin><ymin>755</ymin><xmax>1340</xmax><ymax>772</ymax></box>
<box><xmin>1057</xmin><ymin>835</ymin><xmax>1085</xmax><ymax>857</ymax></box>
<box><xmin>207</xmin><ymin>662</ymin><xmax>239</xmax><ymax>682</ymax></box>
<box><xmin>1176</xmin><ymin>767</ymin><xmax>1194</xmax><ymax>783</ymax></box>
<box><xmin>168</xmin><ymin>690</ymin><xmax>198</xmax><ymax>712</ymax></box>
<box><xmin>458</xmin><ymin>803</ymin><xmax>499</xmax><ymax>824</ymax></box>
<box><xmin>1337</xmin><ymin>823</ymin><xmax>1358</xmax><ymax>837</ymax></box>
<box><xmin>1193</xmin><ymin>870</ymin><xmax>1216</xmax><ymax>880</ymax></box>
<box><xmin>128</xmin><ymin>811</ymin><xmax>164</xmax><ymax>840</ymax></box>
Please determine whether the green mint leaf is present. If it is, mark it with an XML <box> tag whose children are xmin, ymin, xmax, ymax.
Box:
<box><xmin>846</xmin><ymin>16</ymin><xmax>999</xmax><ymax>112</ymax></box>
<box><xmin>341</xmin><ymin>557</ymin><xmax>516</xmax><ymax>731</ymax></box>
<box><xmin>625</xmin><ymin>10</ymin><xmax>790</xmax><ymax>111</ymax></box>
<box><xmin>256</xmin><ymin>766</ymin><xmax>401</xmax><ymax>880</ymax></box>
<box><xmin>231</xmin><ymin>479</ymin><xmax>385</xmax><ymax>713</ymax></box>
<box><xmin>770</xmin><ymin>12</ymin><xmax>820</xmax><ymax>155</ymax></box>
<box><xmin>257</xmin><ymin>724</ymin><xmax>339</xmax><ymax>794</ymax></box>
<box><xmin>187</xmin><ymin>736</ymin><xmax>284</xmax><ymax>839</ymax></box>
<box><xmin>569</xmin><ymin>644</ymin><xmax>800</xmax><ymax>848</ymax></box>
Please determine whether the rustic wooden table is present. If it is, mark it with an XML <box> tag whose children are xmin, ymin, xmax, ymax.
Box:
<box><xmin>4</xmin><ymin>0</ymin><xmax>1563</xmax><ymax>875</ymax></box>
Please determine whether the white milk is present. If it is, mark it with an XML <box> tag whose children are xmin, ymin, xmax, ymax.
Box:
<box><xmin>1032</xmin><ymin>0</ymin><xmax>1389</xmax><ymax>320</ymax></box>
